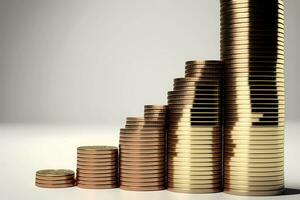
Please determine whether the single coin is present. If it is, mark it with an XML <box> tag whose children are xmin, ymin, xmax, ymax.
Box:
<box><xmin>76</xmin><ymin>168</ymin><xmax>117</xmax><ymax>174</ymax></box>
<box><xmin>169</xmin><ymin>162</ymin><xmax>221</xmax><ymax>167</ymax></box>
<box><xmin>120</xmin><ymin>169</ymin><xmax>164</xmax><ymax>174</ymax></box>
<box><xmin>120</xmin><ymin>185</ymin><xmax>165</xmax><ymax>191</ymax></box>
<box><xmin>77</xmin><ymin>183</ymin><xmax>117</xmax><ymax>189</ymax></box>
<box><xmin>120</xmin><ymin>160</ymin><xmax>164</xmax><ymax>166</ymax></box>
<box><xmin>120</xmin><ymin>172</ymin><xmax>164</xmax><ymax>178</ymax></box>
<box><xmin>168</xmin><ymin>182</ymin><xmax>221</xmax><ymax>189</ymax></box>
<box><xmin>77</xmin><ymin>154</ymin><xmax>117</xmax><ymax>159</ymax></box>
<box><xmin>119</xmin><ymin>141</ymin><xmax>165</xmax><ymax>146</ymax></box>
<box><xmin>77</xmin><ymin>146</ymin><xmax>117</xmax><ymax>153</ymax></box>
<box><xmin>77</xmin><ymin>180</ymin><xmax>117</xmax><ymax>185</ymax></box>
<box><xmin>119</xmin><ymin>145</ymin><xmax>164</xmax><ymax>150</ymax></box>
<box><xmin>224</xmin><ymin>189</ymin><xmax>284</xmax><ymax>196</ymax></box>
<box><xmin>120</xmin><ymin>181</ymin><xmax>164</xmax><ymax>187</ymax></box>
<box><xmin>36</xmin><ymin>169</ymin><xmax>74</xmax><ymax>177</ymax></box>
<box><xmin>119</xmin><ymin>149</ymin><xmax>164</xmax><ymax>154</ymax></box>
<box><xmin>120</xmin><ymin>165</ymin><xmax>164</xmax><ymax>170</ymax></box>
<box><xmin>35</xmin><ymin>179</ymin><xmax>75</xmax><ymax>185</ymax></box>
<box><xmin>76</xmin><ymin>173</ymin><xmax>117</xmax><ymax>178</ymax></box>
<box><xmin>76</xmin><ymin>176</ymin><xmax>117</xmax><ymax>182</ymax></box>
<box><xmin>225</xmin><ymin>165</ymin><xmax>284</xmax><ymax>172</ymax></box>
<box><xmin>77</xmin><ymin>165</ymin><xmax>117</xmax><ymax>170</ymax></box>
<box><xmin>168</xmin><ymin>158</ymin><xmax>221</xmax><ymax>165</ymax></box>
<box><xmin>224</xmin><ymin>148</ymin><xmax>284</xmax><ymax>154</ymax></box>
<box><xmin>225</xmin><ymin>184</ymin><xmax>284</xmax><ymax>191</ymax></box>
<box><xmin>120</xmin><ymin>177</ymin><xmax>164</xmax><ymax>183</ymax></box>
<box><xmin>168</xmin><ymin>170</ymin><xmax>221</xmax><ymax>176</ymax></box>
<box><xmin>77</xmin><ymin>161</ymin><xmax>117</xmax><ymax>166</ymax></box>
<box><xmin>120</xmin><ymin>157</ymin><xmax>164</xmax><ymax>162</ymax></box>
<box><xmin>224</xmin><ymin>179</ymin><xmax>284</xmax><ymax>186</ymax></box>
<box><xmin>224</xmin><ymin>170</ymin><xmax>284</xmax><ymax>177</ymax></box>
<box><xmin>77</xmin><ymin>157</ymin><xmax>117</xmax><ymax>163</ymax></box>
<box><xmin>35</xmin><ymin>182</ymin><xmax>75</xmax><ymax>188</ymax></box>
<box><xmin>224</xmin><ymin>174</ymin><xmax>284</xmax><ymax>182</ymax></box>
<box><xmin>168</xmin><ymin>165</ymin><xmax>221</xmax><ymax>171</ymax></box>
<box><xmin>36</xmin><ymin>175</ymin><xmax>74</xmax><ymax>181</ymax></box>
<box><xmin>168</xmin><ymin>187</ymin><xmax>221</xmax><ymax>194</ymax></box>
<box><xmin>120</xmin><ymin>153</ymin><xmax>165</xmax><ymax>158</ymax></box>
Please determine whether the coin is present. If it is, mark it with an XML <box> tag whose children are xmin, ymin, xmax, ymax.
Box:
<box><xmin>36</xmin><ymin>169</ymin><xmax>74</xmax><ymax>177</ymax></box>
<box><xmin>77</xmin><ymin>183</ymin><xmax>117</xmax><ymax>189</ymax></box>
<box><xmin>120</xmin><ymin>185</ymin><xmax>165</xmax><ymax>191</ymax></box>
<box><xmin>35</xmin><ymin>182</ymin><xmax>75</xmax><ymax>188</ymax></box>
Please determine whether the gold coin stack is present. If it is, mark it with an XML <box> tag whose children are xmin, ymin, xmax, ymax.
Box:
<box><xmin>119</xmin><ymin>105</ymin><xmax>167</xmax><ymax>191</ymax></box>
<box><xmin>220</xmin><ymin>0</ymin><xmax>285</xmax><ymax>196</ymax></box>
<box><xmin>167</xmin><ymin>60</ymin><xmax>223</xmax><ymax>193</ymax></box>
<box><xmin>76</xmin><ymin>146</ymin><xmax>118</xmax><ymax>189</ymax></box>
<box><xmin>35</xmin><ymin>169</ymin><xmax>75</xmax><ymax>188</ymax></box>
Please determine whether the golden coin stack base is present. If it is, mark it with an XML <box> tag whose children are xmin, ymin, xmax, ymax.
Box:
<box><xmin>221</xmin><ymin>0</ymin><xmax>285</xmax><ymax>196</ymax></box>
<box><xmin>167</xmin><ymin>60</ymin><xmax>223</xmax><ymax>193</ymax></box>
<box><xmin>76</xmin><ymin>146</ymin><xmax>118</xmax><ymax>189</ymax></box>
<box><xmin>119</xmin><ymin>105</ymin><xmax>167</xmax><ymax>191</ymax></box>
<box><xmin>35</xmin><ymin>169</ymin><xmax>75</xmax><ymax>188</ymax></box>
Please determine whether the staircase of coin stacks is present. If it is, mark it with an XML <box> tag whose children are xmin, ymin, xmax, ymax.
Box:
<box><xmin>35</xmin><ymin>0</ymin><xmax>285</xmax><ymax>196</ymax></box>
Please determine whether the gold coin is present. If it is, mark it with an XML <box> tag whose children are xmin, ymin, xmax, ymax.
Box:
<box><xmin>168</xmin><ymin>158</ymin><xmax>221</xmax><ymax>164</ymax></box>
<box><xmin>168</xmin><ymin>187</ymin><xmax>221</xmax><ymax>194</ymax></box>
<box><xmin>77</xmin><ymin>180</ymin><xmax>117</xmax><ymax>185</ymax></box>
<box><xmin>168</xmin><ymin>179</ymin><xmax>221</xmax><ymax>185</ymax></box>
<box><xmin>169</xmin><ymin>153</ymin><xmax>221</xmax><ymax>158</ymax></box>
<box><xmin>119</xmin><ymin>149</ymin><xmax>164</xmax><ymax>154</ymax></box>
<box><xmin>168</xmin><ymin>170</ymin><xmax>221</xmax><ymax>176</ymax></box>
<box><xmin>120</xmin><ymin>185</ymin><xmax>165</xmax><ymax>191</ymax></box>
<box><xmin>36</xmin><ymin>169</ymin><xmax>74</xmax><ymax>177</ymax></box>
<box><xmin>35</xmin><ymin>179</ymin><xmax>75</xmax><ymax>185</ymax></box>
<box><xmin>225</xmin><ymin>166</ymin><xmax>284</xmax><ymax>173</ymax></box>
<box><xmin>119</xmin><ymin>145</ymin><xmax>164</xmax><ymax>150</ymax></box>
<box><xmin>120</xmin><ymin>172</ymin><xmax>164</xmax><ymax>178</ymax></box>
<box><xmin>76</xmin><ymin>168</ymin><xmax>117</xmax><ymax>174</ymax></box>
<box><xmin>77</xmin><ymin>183</ymin><xmax>117</xmax><ymax>189</ymax></box>
<box><xmin>120</xmin><ymin>153</ymin><xmax>164</xmax><ymax>158</ymax></box>
<box><xmin>224</xmin><ymin>170</ymin><xmax>283</xmax><ymax>177</ymax></box>
<box><xmin>77</xmin><ymin>164</ymin><xmax>117</xmax><ymax>170</ymax></box>
<box><xmin>120</xmin><ymin>177</ymin><xmax>164</xmax><ymax>183</ymax></box>
<box><xmin>120</xmin><ymin>165</ymin><xmax>164</xmax><ymax>171</ymax></box>
<box><xmin>168</xmin><ymin>165</ymin><xmax>221</xmax><ymax>171</ymax></box>
<box><xmin>35</xmin><ymin>182</ymin><xmax>75</xmax><ymax>188</ymax></box>
<box><xmin>77</xmin><ymin>153</ymin><xmax>117</xmax><ymax>159</ymax></box>
<box><xmin>120</xmin><ymin>157</ymin><xmax>164</xmax><ymax>162</ymax></box>
<box><xmin>120</xmin><ymin>169</ymin><xmax>164</xmax><ymax>174</ymax></box>
<box><xmin>77</xmin><ymin>145</ymin><xmax>117</xmax><ymax>152</ymax></box>
<box><xmin>224</xmin><ymin>148</ymin><xmax>284</xmax><ymax>154</ymax></box>
<box><xmin>119</xmin><ymin>141</ymin><xmax>165</xmax><ymax>145</ymax></box>
<box><xmin>168</xmin><ymin>162</ymin><xmax>221</xmax><ymax>167</ymax></box>
<box><xmin>224</xmin><ymin>189</ymin><xmax>284</xmax><ymax>196</ymax></box>
<box><xmin>168</xmin><ymin>135</ymin><xmax>221</xmax><ymax>140</ymax></box>
<box><xmin>168</xmin><ymin>182</ymin><xmax>221</xmax><ymax>189</ymax></box>
<box><xmin>224</xmin><ymin>174</ymin><xmax>284</xmax><ymax>181</ymax></box>
<box><xmin>225</xmin><ymin>184</ymin><xmax>284</xmax><ymax>191</ymax></box>
<box><xmin>76</xmin><ymin>176</ymin><xmax>117</xmax><ymax>182</ymax></box>
<box><xmin>119</xmin><ymin>181</ymin><xmax>164</xmax><ymax>187</ymax></box>
<box><xmin>36</xmin><ymin>175</ymin><xmax>74</xmax><ymax>181</ymax></box>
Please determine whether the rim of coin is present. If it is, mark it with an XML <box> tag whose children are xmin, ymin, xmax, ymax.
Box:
<box><xmin>120</xmin><ymin>185</ymin><xmax>165</xmax><ymax>191</ymax></box>
<box><xmin>223</xmin><ymin>189</ymin><xmax>284</xmax><ymax>196</ymax></box>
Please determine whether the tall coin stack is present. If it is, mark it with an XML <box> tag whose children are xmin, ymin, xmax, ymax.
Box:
<box><xmin>220</xmin><ymin>0</ymin><xmax>285</xmax><ymax>196</ymax></box>
<box><xmin>119</xmin><ymin>105</ymin><xmax>167</xmax><ymax>191</ymax></box>
<box><xmin>76</xmin><ymin>146</ymin><xmax>118</xmax><ymax>189</ymax></box>
<box><xmin>167</xmin><ymin>60</ymin><xmax>223</xmax><ymax>193</ymax></box>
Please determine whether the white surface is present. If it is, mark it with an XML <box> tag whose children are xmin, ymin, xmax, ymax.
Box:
<box><xmin>0</xmin><ymin>122</ymin><xmax>300</xmax><ymax>200</ymax></box>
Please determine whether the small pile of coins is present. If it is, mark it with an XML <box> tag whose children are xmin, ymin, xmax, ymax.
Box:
<box><xmin>221</xmin><ymin>0</ymin><xmax>285</xmax><ymax>196</ymax></box>
<box><xmin>76</xmin><ymin>146</ymin><xmax>118</xmax><ymax>189</ymax></box>
<box><xmin>35</xmin><ymin>169</ymin><xmax>75</xmax><ymax>188</ymax></box>
<box><xmin>167</xmin><ymin>60</ymin><xmax>223</xmax><ymax>193</ymax></box>
<box><xmin>119</xmin><ymin>105</ymin><xmax>167</xmax><ymax>191</ymax></box>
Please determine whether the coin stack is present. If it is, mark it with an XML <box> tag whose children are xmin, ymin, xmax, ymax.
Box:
<box><xmin>119</xmin><ymin>105</ymin><xmax>167</xmax><ymax>191</ymax></box>
<box><xmin>35</xmin><ymin>169</ymin><xmax>75</xmax><ymax>188</ymax></box>
<box><xmin>76</xmin><ymin>146</ymin><xmax>118</xmax><ymax>189</ymax></box>
<box><xmin>220</xmin><ymin>0</ymin><xmax>285</xmax><ymax>196</ymax></box>
<box><xmin>167</xmin><ymin>60</ymin><xmax>223</xmax><ymax>193</ymax></box>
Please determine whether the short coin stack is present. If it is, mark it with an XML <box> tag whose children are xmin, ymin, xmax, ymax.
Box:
<box><xmin>76</xmin><ymin>146</ymin><xmax>118</xmax><ymax>189</ymax></box>
<box><xmin>35</xmin><ymin>169</ymin><xmax>75</xmax><ymax>188</ymax></box>
<box><xmin>119</xmin><ymin>105</ymin><xmax>167</xmax><ymax>191</ymax></box>
<box><xmin>167</xmin><ymin>60</ymin><xmax>223</xmax><ymax>193</ymax></box>
<box><xmin>221</xmin><ymin>0</ymin><xmax>285</xmax><ymax>196</ymax></box>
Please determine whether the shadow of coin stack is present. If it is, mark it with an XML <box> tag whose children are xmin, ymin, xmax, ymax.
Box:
<box><xmin>221</xmin><ymin>0</ymin><xmax>285</xmax><ymax>196</ymax></box>
<box><xmin>119</xmin><ymin>105</ymin><xmax>168</xmax><ymax>191</ymax></box>
<box><xmin>167</xmin><ymin>60</ymin><xmax>223</xmax><ymax>193</ymax></box>
<box><xmin>76</xmin><ymin>146</ymin><xmax>118</xmax><ymax>189</ymax></box>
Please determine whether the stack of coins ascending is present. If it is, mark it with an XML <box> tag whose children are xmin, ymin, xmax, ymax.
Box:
<box><xmin>167</xmin><ymin>60</ymin><xmax>223</xmax><ymax>193</ymax></box>
<box><xmin>220</xmin><ymin>0</ymin><xmax>285</xmax><ymax>196</ymax></box>
<box><xmin>35</xmin><ymin>169</ymin><xmax>75</xmax><ymax>188</ymax></box>
<box><xmin>119</xmin><ymin>105</ymin><xmax>167</xmax><ymax>191</ymax></box>
<box><xmin>76</xmin><ymin>146</ymin><xmax>118</xmax><ymax>189</ymax></box>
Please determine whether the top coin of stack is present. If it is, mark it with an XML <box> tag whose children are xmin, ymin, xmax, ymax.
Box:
<box><xmin>220</xmin><ymin>0</ymin><xmax>285</xmax><ymax>196</ymax></box>
<box><xmin>119</xmin><ymin>105</ymin><xmax>167</xmax><ymax>191</ymax></box>
<box><xmin>76</xmin><ymin>146</ymin><xmax>118</xmax><ymax>189</ymax></box>
<box><xmin>35</xmin><ymin>169</ymin><xmax>75</xmax><ymax>188</ymax></box>
<box><xmin>167</xmin><ymin>60</ymin><xmax>223</xmax><ymax>193</ymax></box>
